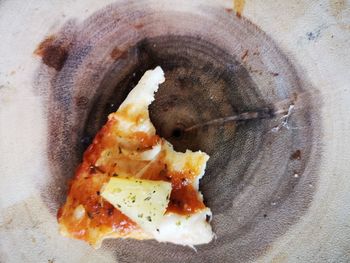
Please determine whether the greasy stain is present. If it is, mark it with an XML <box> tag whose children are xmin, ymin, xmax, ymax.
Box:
<box><xmin>34</xmin><ymin>35</ymin><xmax>69</xmax><ymax>71</ymax></box>
<box><xmin>233</xmin><ymin>0</ymin><xmax>246</xmax><ymax>18</ymax></box>
<box><xmin>290</xmin><ymin>150</ymin><xmax>301</xmax><ymax>160</ymax></box>
<box><xmin>110</xmin><ymin>47</ymin><xmax>128</xmax><ymax>60</ymax></box>
<box><xmin>35</xmin><ymin>2</ymin><xmax>322</xmax><ymax>260</ymax></box>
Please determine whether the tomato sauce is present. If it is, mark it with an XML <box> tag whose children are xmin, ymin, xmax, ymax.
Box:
<box><xmin>139</xmin><ymin>156</ymin><xmax>206</xmax><ymax>215</ymax></box>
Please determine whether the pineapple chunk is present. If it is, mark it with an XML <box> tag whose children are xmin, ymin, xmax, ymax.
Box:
<box><xmin>101</xmin><ymin>177</ymin><xmax>172</xmax><ymax>234</ymax></box>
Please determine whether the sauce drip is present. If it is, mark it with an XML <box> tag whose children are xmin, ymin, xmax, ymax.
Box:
<box><xmin>234</xmin><ymin>0</ymin><xmax>246</xmax><ymax>18</ymax></box>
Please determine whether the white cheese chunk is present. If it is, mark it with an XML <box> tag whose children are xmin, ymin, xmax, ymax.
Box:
<box><xmin>101</xmin><ymin>177</ymin><xmax>172</xmax><ymax>234</ymax></box>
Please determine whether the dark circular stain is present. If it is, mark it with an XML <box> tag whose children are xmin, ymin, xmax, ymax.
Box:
<box><xmin>34</xmin><ymin>35</ymin><xmax>70</xmax><ymax>71</ymax></box>
<box><xmin>291</xmin><ymin>149</ymin><xmax>302</xmax><ymax>160</ymax></box>
<box><xmin>75</xmin><ymin>96</ymin><xmax>89</xmax><ymax>109</ymax></box>
<box><xmin>33</xmin><ymin>1</ymin><xmax>322</xmax><ymax>262</ymax></box>
<box><xmin>171</xmin><ymin>128</ymin><xmax>183</xmax><ymax>139</ymax></box>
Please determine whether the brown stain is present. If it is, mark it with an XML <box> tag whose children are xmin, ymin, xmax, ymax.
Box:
<box><xmin>34</xmin><ymin>35</ymin><xmax>69</xmax><ymax>71</ymax></box>
<box><xmin>270</xmin><ymin>72</ymin><xmax>279</xmax><ymax>77</ymax></box>
<box><xmin>75</xmin><ymin>96</ymin><xmax>89</xmax><ymax>109</ymax></box>
<box><xmin>292</xmin><ymin>92</ymin><xmax>298</xmax><ymax>101</ymax></box>
<box><xmin>110</xmin><ymin>47</ymin><xmax>128</xmax><ymax>60</ymax></box>
<box><xmin>34</xmin><ymin>35</ymin><xmax>55</xmax><ymax>54</ymax></box>
<box><xmin>241</xmin><ymin>50</ymin><xmax>249</xmax><ymax>61</ymax></box>
<box><xmin>290</xmin><ymin>150</ymin><xmax>301</xmax><ymax>160</ymax></box>
<box><xmin>233</xmin><ymin>0</ymin><xmax>246</xmax><ymax>18</ymax></box>
<box><xmin>133</xmin><ymin>23</ymin><xmax>144</xmax><ymax>29</ymax></box>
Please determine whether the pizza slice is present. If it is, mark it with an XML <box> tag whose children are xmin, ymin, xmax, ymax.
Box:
<box><xmin>57</xmin><ymin>66</ymin><xmax>214</xmax><ymax>248</ymax></box>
